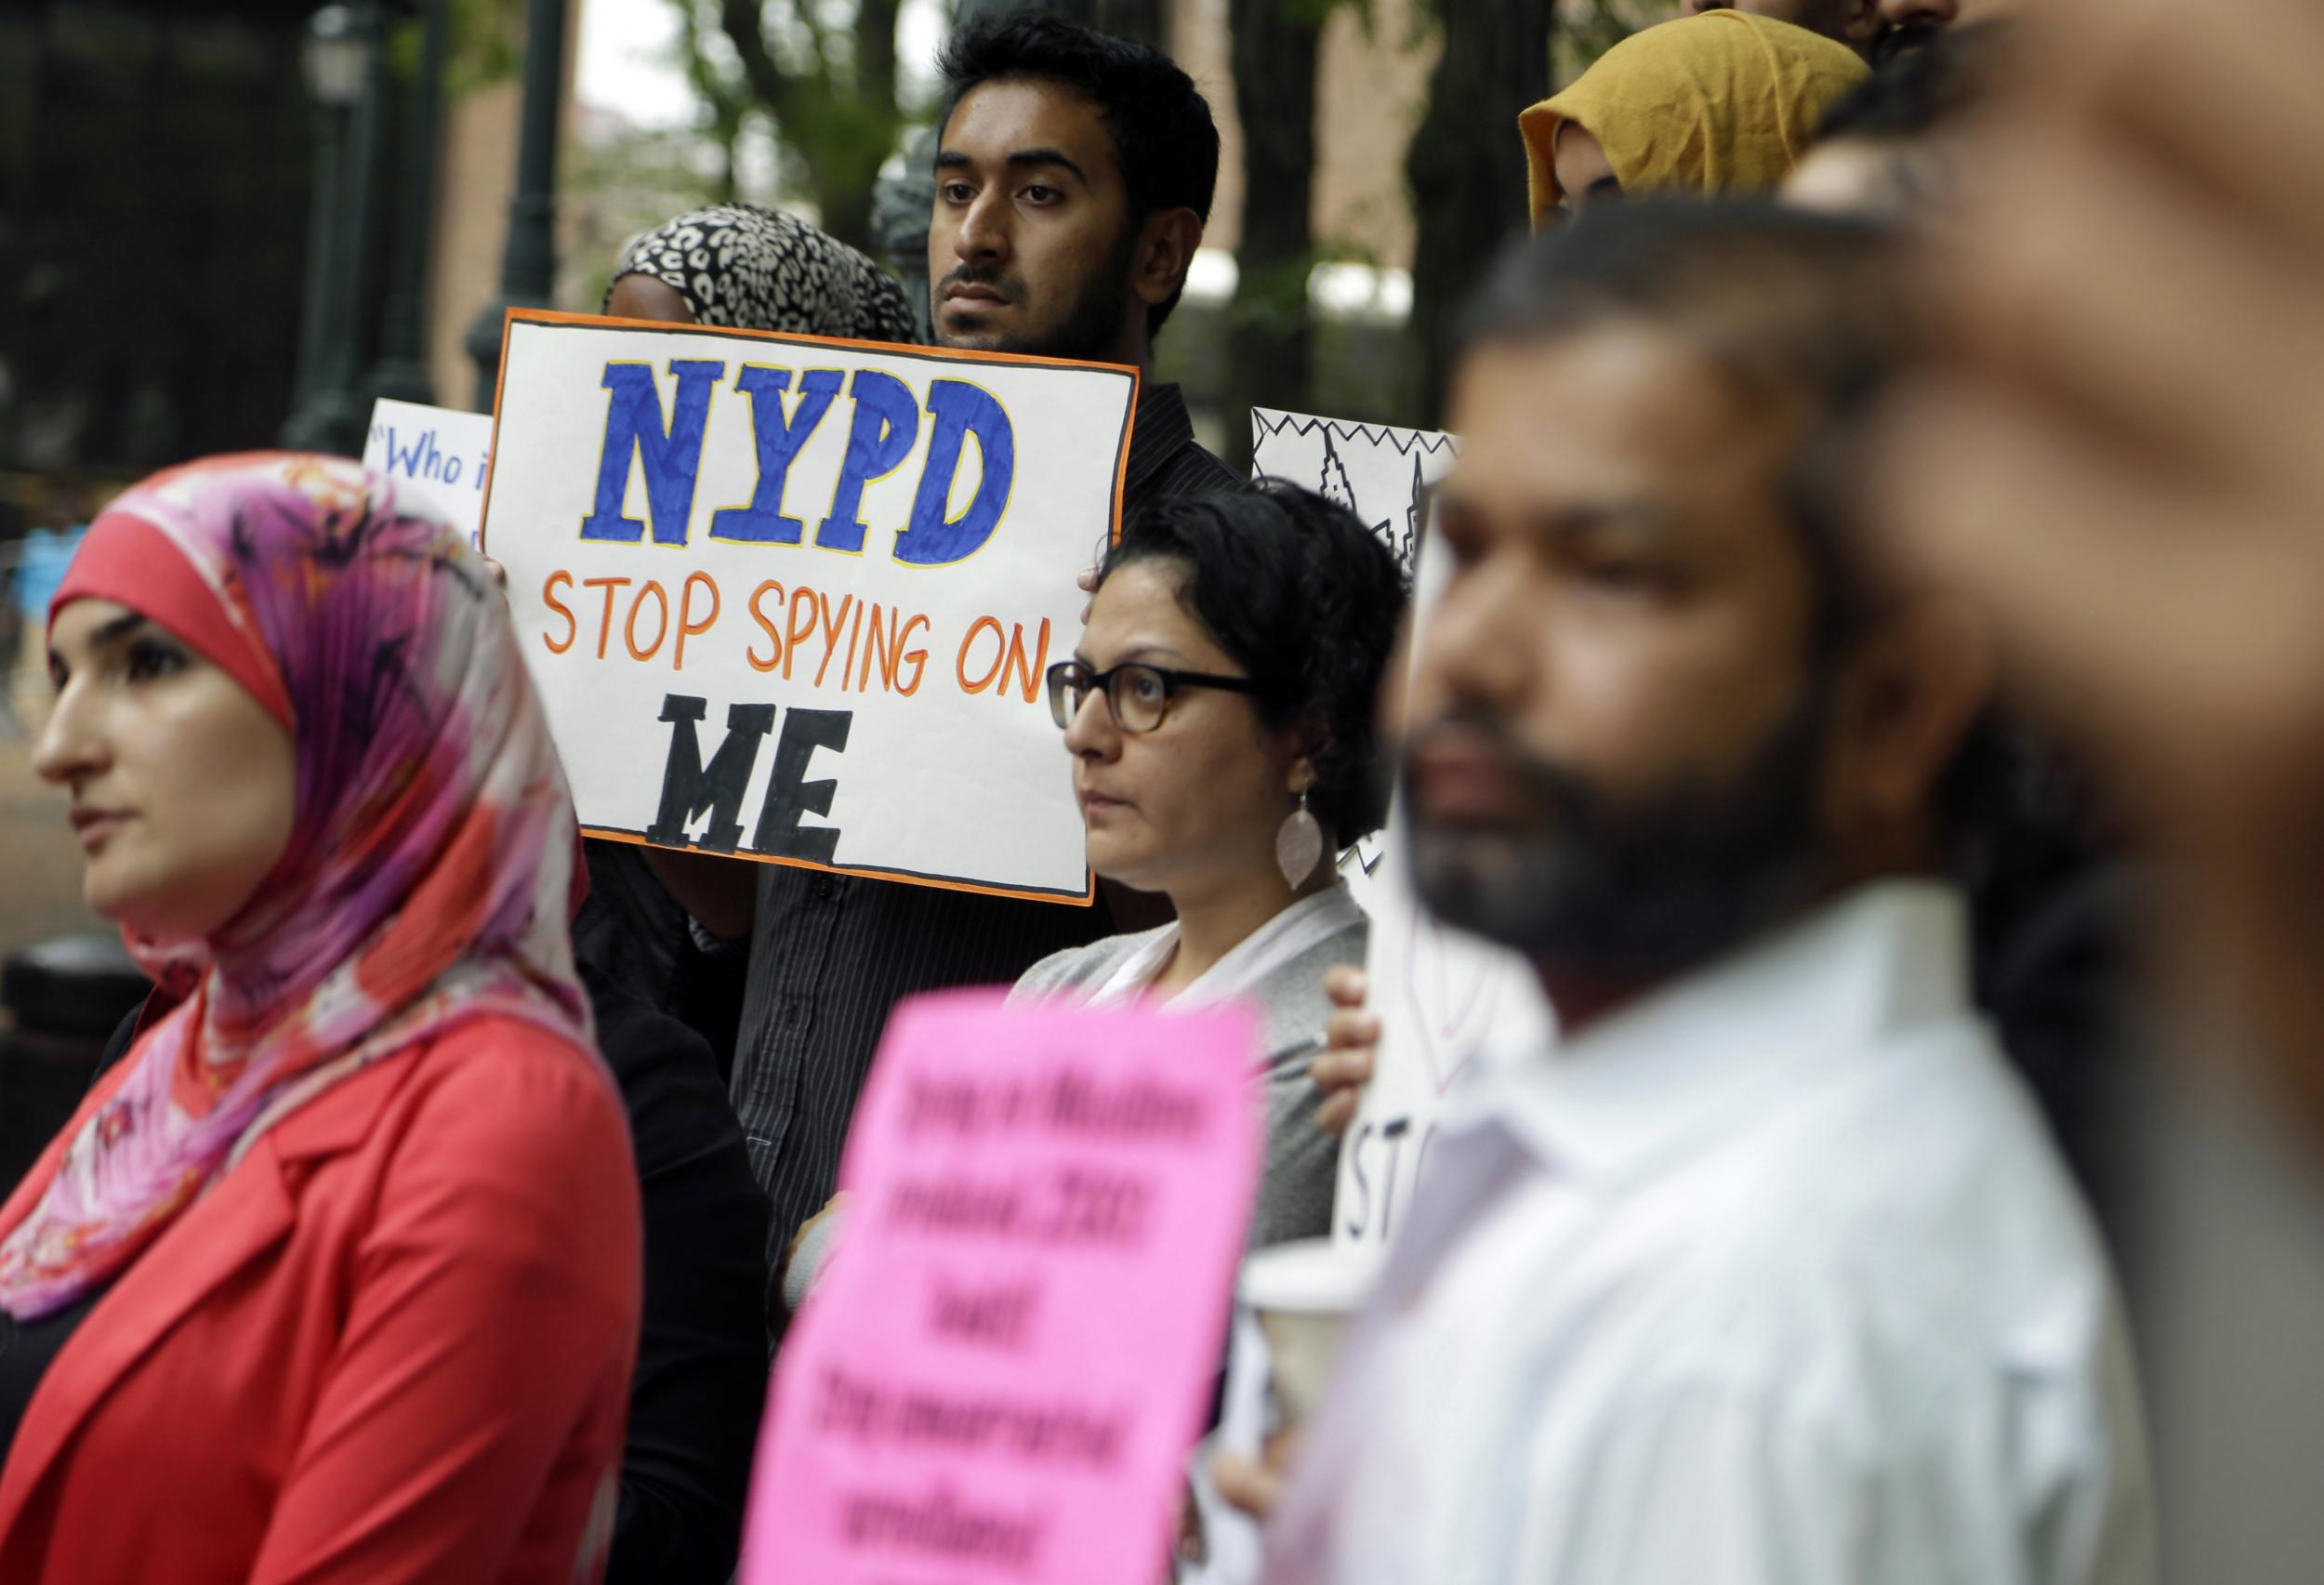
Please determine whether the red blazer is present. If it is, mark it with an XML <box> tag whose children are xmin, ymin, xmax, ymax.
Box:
<box><xmin>0</xmin><ymin>1014</ymin><xmax>643</xmax><ymax>1585</ymax></box>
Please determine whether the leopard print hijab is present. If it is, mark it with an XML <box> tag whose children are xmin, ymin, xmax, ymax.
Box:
<box><xmin>606</xmin><ymin>204</ymin><xmax>919</xmax><ymax>345</ymax></box>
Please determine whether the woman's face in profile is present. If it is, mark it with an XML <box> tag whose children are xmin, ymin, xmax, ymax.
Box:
<box><xmin>36</xmin><ymin>599</ymin><xmax>297</xmax><ymax>941</ymax></box>
<box><xmin>1063</xmin><ymin>561</ymin><xmax>1303</xmax><ymax>901</ymax></box>
<box><xmin>1552</xmin><ymin>123</ymin><xmax>1622</xmax><ymax>221</ymax></box>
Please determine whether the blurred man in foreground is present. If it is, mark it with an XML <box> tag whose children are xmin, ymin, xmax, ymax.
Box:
<box><xmin>1258</xmin><ymin>202</ymin><xmax>2154</xmax><ymax>1585</ymax></box>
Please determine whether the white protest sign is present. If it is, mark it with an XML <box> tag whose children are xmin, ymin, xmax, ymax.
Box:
<box><xmin>1250</xmin><ymin>407</ymin><xmax>1451</xmax><ymax>580</ymax></box>
<box><xmin>1250</xmin><ymin>409</ymin><xmax>1553</xmax><ymax>1254</ymax></box>
<box><xmin>363</xmin><ymin>398</ymin><xmax>493</xmax><ymax>547</ymax></box>
<box><xmin>739</xmin><ymin>992</ymin><xmax>1261</xmax><ymax>1585</ymax></box>
<box><xmin>1335</xmin><ymin>839</ymin><xmax>1553</xmax><ymax>1249</ymax></box>
<box><xmin>1251</xmin><ymin>408</ymin><xmax>1460</xmax><ymax>910</ymax></box>
<box><xmin>484</xmin><ymin>310</ymin><xmax>1136</xmax><ymax>903</ymax></box>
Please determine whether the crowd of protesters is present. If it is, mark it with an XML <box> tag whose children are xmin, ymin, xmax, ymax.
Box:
<box><xmin>2</xmin><ymin>0</ymin><xmax>2317</xmax><ymax>1578</ymax></box>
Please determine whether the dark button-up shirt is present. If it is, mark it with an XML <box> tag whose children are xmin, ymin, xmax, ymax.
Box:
<box><xmin>732</xmin><ymin>380</ymin><xmax>1236</xmax><ymax>1294</ymax></box>
<box><xmin>1120</xmin><ymin>378</ymin><xmax>1240</xmax><ymax>506</ymax></box>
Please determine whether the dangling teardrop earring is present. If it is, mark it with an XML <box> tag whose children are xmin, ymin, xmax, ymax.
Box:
<box><xmin>1276</xmin><ymin>786</ymin><xmax>1324</xmax><ymax>890</ymax></box>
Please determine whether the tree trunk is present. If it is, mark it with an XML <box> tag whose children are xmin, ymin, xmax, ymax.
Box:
<box><xmin>1223</xmin><ymin>0</ymin><xmax>1323</xmax><ymax>475</ymax></box>
<box><xmin>1406</xmin><ymin>0</ymin><xmax>1556</xmax><ymax>423</ymax></box>
<box><xmin>1077</xmin><ymin>0</ymin><xmax>1164</xmax><ymax>46</ymax></box>
<box><xmin>717</xmin><ymin>0</ymin><xmax>903</xmax><ymax>253</ymax></box>
<box><xmin>857</xmin><ymin>0</ymin><xmax>900</xmax><ymax>140</ymax></box>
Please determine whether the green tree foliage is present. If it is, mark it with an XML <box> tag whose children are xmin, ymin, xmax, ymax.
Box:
<box><xmin>673</xmin><ymin>0</ymin><xmax>752</xmax><ymax>203</ymax></box>
<box><xmin>1558</xmin><ymin>0</ymin><xmax>1646</xmax><ymax>73</ymax></box>
<box><xmin>389</xmin><ymin>0</ymin><xmax>524</xmax><ymax>95</ymax></box>
<box><xmin>715</xmin><ymin>0</ymin><xmax>905</xmax><ymax>250</ymax></box>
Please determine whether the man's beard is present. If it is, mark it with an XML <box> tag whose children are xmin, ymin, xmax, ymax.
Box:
<box><xmin>930</xmin><ymin>228</ymin><xmax>1138</xmax><ymax>362</ymax></box>
<box><xmin>1406</xmin><ymin>696</ymin><xmax>1829</xmax><ymax>980</ymax></box>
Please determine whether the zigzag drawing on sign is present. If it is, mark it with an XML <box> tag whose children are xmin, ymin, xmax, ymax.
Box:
<box><xmin>1250</xmin><ymin>408</ymin><xmax>1458</xmax><ymax>579</ymax></box>
<box><xmin>1314</xmin><ymin>430</ymin><xmax>1397</xmax><ymax>565</ymax></box>
<box><xmin>1250</xmin><ymin>408</ymin><xmax>1460</xmax><ymax>460</ymax></box>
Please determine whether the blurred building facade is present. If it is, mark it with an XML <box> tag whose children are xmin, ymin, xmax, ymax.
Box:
<box><xmin>0</xmin><ymin>0</ymin><xmax>579</xmax><ymax>515</ymax></box>
<box><xmin>0</xmin><ymin>3</ymin><xmax>315</xmax><ymax>513</ymax></box>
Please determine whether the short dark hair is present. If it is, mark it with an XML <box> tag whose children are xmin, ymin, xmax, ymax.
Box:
<box><xmin>1459</xmin><ymin>199</ymin><xmax>1903</xmax><ymax>656</ymax></box>
<box><xmin>937</xmin><ymin>10</ymin><xmax>1219</xmax><ymax>337</ymax></box>
<box><xmin>1457</xmin><ymin>199</ymin><xmax>2004</xmax><ymax>859</ymax></box>
<box><xmin>1096</xmin><ymin>483</ymin><xmax>1407</xmax><ymax>847</ymax></box>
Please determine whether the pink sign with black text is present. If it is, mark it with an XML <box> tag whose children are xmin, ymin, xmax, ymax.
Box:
<box><xmin>738</xmin><ymin>990</ymin><xmax>1261</xmax><ymax>1585</ymax></box>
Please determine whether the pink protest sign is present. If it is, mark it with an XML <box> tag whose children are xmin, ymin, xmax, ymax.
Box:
<box><xmin>740</xmin><ymin>988</ymin><xmax>1262</xmax><ymax>1585</ymax></box>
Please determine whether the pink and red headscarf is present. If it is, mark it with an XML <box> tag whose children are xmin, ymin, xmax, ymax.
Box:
<box><xmin>0</xmin><ymin>453</ymin><xmax>591</xmax><ymax>1320</ymax></box>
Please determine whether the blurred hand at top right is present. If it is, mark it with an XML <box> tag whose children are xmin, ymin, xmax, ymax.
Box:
<box><xmin>1869</xmin><ymin>0</ymin><xmax>2324</xmax><ymax>1142</ymax></box>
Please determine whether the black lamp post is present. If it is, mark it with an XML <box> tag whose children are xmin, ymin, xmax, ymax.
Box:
<box><xmin>464</xmin><ymin>0</ymin><xmax>568</xmax><ymax>412</ymax></box>
<box><xmin>365</xmin><ymin>0</ymin><xmax>449</xmax><ymax>408</ymax></box>
<box><xmin>283</xmin><ymin>4</ymin><xmax>370</xmax><ymax>450</ymax></box>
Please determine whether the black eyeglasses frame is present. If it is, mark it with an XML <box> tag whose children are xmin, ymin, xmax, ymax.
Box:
<box><xmin>1044</xmin><ymin>658</ymin><xmax>1263</xmax><ymax>733</ymax></box>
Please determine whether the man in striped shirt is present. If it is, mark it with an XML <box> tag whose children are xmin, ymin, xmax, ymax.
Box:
<box><xmin>689</xmin><ymin>13</ymin><xmax>1238</xmax><ymax>1322</ymax></box>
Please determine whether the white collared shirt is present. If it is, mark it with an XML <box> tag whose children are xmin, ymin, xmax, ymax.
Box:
<box><xmin>1263</xmin><ymin>881</ymin><xmax>2154</xmax><ymax>1585</ymax></box>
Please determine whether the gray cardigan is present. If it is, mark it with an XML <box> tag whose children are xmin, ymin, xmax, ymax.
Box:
<box><xmin>780</xmin><ymin>910</ymin><xmax>1367</xmax><ymax>1312</ymax></box>
<box><xmin>1008</xmin><ymin>913</ymin><xmax>1368</xmax><ymax>1251</ymax></box>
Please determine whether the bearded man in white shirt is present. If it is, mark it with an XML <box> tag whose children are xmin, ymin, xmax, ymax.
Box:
<box><xmin>1260</xmin><ymin>201</ymin><xmax>2155</xmax><ymax>1585</ymax></box>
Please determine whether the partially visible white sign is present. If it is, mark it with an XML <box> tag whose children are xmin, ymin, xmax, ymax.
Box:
<box><xmin>1250</xmin><ymin>407</ymin><xmax>1450</xmax><ymax>580</ymax></box>
<box><xmin>363</xmin><ymin>398</ymin><xmax>493</xmax><ymax>548</ymax></box>
<box><xmin>1251</xmin><ymin>408</ymin><xmax>1458</xmax><ymax>917</ymax></box>
<box><xmin>1250</xmin><ymin>408</ymin><xmax>1553</xmax><ymax>1255</ymax></box>
<box><xmin>1335</xmin><ymin>833</ymin><xmax>1553</xmax><ymax>1250</ymax></box>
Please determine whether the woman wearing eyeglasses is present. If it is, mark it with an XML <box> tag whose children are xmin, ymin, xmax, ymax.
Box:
<box><xmin>1036</xmin><ymin>483</ymin><xmax>1404</xmax><ymax>1584</ymax></box>
<box><xmin>783</xmin><ymin>483</ymin><xmax>1404</xmax><ymax>1306</ymax></box>
<box><xmin>784</xmin><ymin>482</ymin><xmax>1403</xmax><ymax>1321</ymax></box>
<box><xmin>1030</xmin><ymin>482</ymin><xmax>1406</xmax><ymax>1247</ymax></box>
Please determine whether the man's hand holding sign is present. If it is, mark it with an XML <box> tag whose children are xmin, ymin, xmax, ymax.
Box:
<box><xmin>482</xmin><ymin>309</ymin><xmax>1137</xmax><ymax>903</ymax></box>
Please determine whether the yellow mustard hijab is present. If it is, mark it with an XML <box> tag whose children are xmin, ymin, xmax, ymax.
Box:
<box><xmin>1520</xmin><ymin>12</ymin><xmax>1869</xmax><ymax>225</ymax></box>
